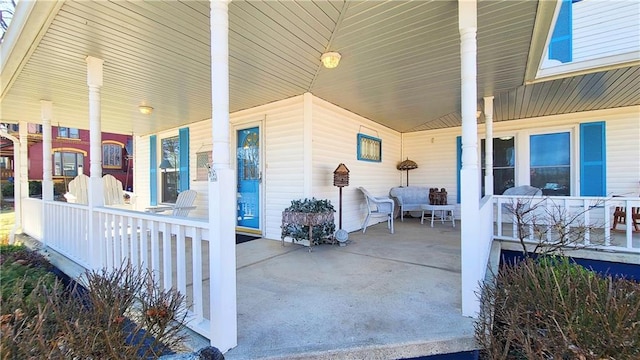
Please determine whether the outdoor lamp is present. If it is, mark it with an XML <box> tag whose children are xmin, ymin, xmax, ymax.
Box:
<box><xmin>321</xmin><ymin>52</ymin><xmax>341</xmax><ymax>69</ymax></box>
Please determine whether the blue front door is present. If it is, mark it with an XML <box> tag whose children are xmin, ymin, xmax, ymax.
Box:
<box><xmin>237</xmin><ymin>127</ymin><xmax>260</xmax><ymax>230</ymax></box>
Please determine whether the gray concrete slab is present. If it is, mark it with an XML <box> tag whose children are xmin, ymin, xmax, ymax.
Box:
<box><xmin>225</xmin><ymin>218</ymin><xmax>477</xmax><ymax>360</ymax></box>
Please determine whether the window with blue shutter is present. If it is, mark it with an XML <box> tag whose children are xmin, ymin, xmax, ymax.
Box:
<box><xmin>548</xmin><ymin>0</ymin><xmax>573</xmax><ymax>63</ymax></box>
<box><xmin>150</xmin><ymin>135</ymin><xmax>158</xmax><ymax>206</ymax></box>
<box><xmin>580</xmin><ymin>121</ymin><xmax>606</xmax><ymax>196</ymax></box>
<box><xmin>178</xmin><ymin>127</ymin><xmax>190</xmax><ymax>192</ymax></box>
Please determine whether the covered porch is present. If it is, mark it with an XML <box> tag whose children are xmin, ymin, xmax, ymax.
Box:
<box><xmin>2</xmin><ymin>0</ymin><xmax>639</xmax><ymax>354</ymax></box>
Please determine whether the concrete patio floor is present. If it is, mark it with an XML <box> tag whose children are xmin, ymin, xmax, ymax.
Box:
<box><xmin>225</xmin><ymin>217</ymin><xmax>477</xmax><ymax>360</ymax></box>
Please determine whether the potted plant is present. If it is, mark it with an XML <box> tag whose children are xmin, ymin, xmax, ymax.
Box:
<box><xmin>281</xmin><ymin>198</ymin><xmax>335</xmax><ymax>247</ymax></box>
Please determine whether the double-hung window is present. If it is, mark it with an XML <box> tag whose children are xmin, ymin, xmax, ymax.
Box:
<box><xmin>53</xmin><ymin>151</ymin><xmax>84</xmax><ymax>177</ymax></box>
<box><xmin>160</xmin><ymin>136</ymin><xmax>180</xmax><ymax>203</ymax></box>
<box><xmin>481</xmin><ymin>137</ymin><xmax>516</xmax><ymax>196</ymax></box>
<box><xmin>530</xmin><ymin>132</ymin><xmax>571</xmax><ymax>196</ymax></box>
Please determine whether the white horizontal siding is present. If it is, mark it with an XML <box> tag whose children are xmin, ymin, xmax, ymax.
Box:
<box><xmin>188</xmin><ymin>120</ymin><xmax>213</xmax><ymax>219</ymax></box>
<box><xmin>572</xmin><ymin>0</ymin><xmax>640</xmax><ymax>61</ymax></box>
<box><xmin>311</xmin><ymin>97</ymin><xmax>402</xmax><ymax>233</ymax></box>
<box><xmin>403</xmin><ymin>127</ymin><xmax>462</xmax><ymax>209</ymax></box>
<box><xmin>231</xmin><ymin>96</ymin><xmax>306</xmax><ymax>240</ymax></box>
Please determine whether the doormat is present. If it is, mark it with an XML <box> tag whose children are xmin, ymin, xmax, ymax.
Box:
<box><xmin>236</xmin><ymin>234</ymin><xmax>260</xmax><ymax>244</ymax></box>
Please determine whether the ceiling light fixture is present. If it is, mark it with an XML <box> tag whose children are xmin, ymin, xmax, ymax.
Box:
<box><xmin>139</xmin><ymin>105</ymin><xmax>153</xmax><ymax>115</ymax></box>
<box><xmin>321</xmin><ymin>51</ymin><xmax>341</xmax><ymax>69</ymax></box>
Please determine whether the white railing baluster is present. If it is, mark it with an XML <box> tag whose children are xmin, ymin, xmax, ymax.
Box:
<box><xmin>493</xmin><ymin>195</ymin><xmax>638</xmax><ymax>254</ymax></box>
<box><xmin>192</xmin><ymin>227</ymin><xmax>203</xmax><ymax>323</ymax></box>
<box><xmin>162</xmin><ymin>222</ymin><xmax>172</xmax><ymax>291</ymax></box>
<box><xmin>176</xmin><ymin>225</ymin><xmax>186</xmax><ymax>297</ymax></box>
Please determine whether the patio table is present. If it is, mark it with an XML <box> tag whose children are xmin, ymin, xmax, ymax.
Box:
<box><xmin>420</xmin><ymin>204</ymin><xmax>455</xmax><ymax>228</ymax></box>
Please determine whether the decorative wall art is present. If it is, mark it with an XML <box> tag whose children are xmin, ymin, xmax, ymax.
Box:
<box><xmin>357</xmin><ymin>133</ymin><xmax>382</xmax><ymax>162</ymax></box>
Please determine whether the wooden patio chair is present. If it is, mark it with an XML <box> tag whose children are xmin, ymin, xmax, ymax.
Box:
<box><xmin>64</xmin><ymin>174</ymin><xmax>89</xmax><ymax>204</ymax></box>
<box><xmin>358</xmin><ymin>186</ymin><xmax>394</xmax><ymax>234</ymax></box>
<box><xmin>171</xmin><ymin>190</ymin><xmax>197</xmax><ymax>217</ymax></box>
<box><xmin>612</xmin><ymin>206</ymin><xmax>640</xmax><ymax>232</ymax></box>
<box><xmin>103</xmin><ymin>174</ymin><xmax>135</xmax><ymax>208</ymax></box>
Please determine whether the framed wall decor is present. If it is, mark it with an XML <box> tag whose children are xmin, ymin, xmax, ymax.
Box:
<box><xmin>357</xmin><ymin>133</ymin><xmax>382</xmax><ymax>162</ymax></box>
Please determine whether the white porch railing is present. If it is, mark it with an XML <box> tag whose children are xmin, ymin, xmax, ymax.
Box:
<box><xmin>493</xmin><ymin>195</ymin><xmax>640</xmax><ymax>254</ymax></box>
<box><xmin>22</xmin><ymin>198</ymin><xmax>43</xmax><ymax>241</ymax></box>
<box><xmin>41</xmin><ymin>202</ymin><xmax>214</xmax><ymax>339</ymax></box>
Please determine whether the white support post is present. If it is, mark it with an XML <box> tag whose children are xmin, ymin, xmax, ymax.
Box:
<box><xmin>459</xmin><ymin>0</ymin><xmax>482</xmax><ymax>318</ymax></box>
<box><xmin>18</xmin><ymin>121</ymin><xmax>28</xmax><ymax>212</ymax></box>
<box><xmin>86</xmin><ymin>56</ymin><xmax>104</xmax><ymax>269</ymax></box>
<box><xmin>209</xmin><ymin>0</ymin><xmax>237</xmax><ymax>352</ymax></box>
<box><xmin>484</xmin><ymin>96</ymin><xmax>494</xmax><ymax>196</ymax></box>
<box><xmin>41</xmin><ymin>101</ymin><xmax>54</xmax><ymax>203</ymax></box>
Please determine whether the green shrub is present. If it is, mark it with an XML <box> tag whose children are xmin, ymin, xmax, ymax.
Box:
<box><xmin>281</xmin><ymin>198</ymin><xmax>336</xmax><ymax>244</ymax></box>
<box><xmin>1</xmin><ymin>183</ymin><xmax>14</xmax><ymax>197</ymax></box>
<box><xmin>28</xmin><ymin>181</ymin><xmax>42</xmax><ymax>196</ymax></box>
<box><xmin>53</xmin><ymin>182</ymin><xmax>66</xmax><ymax>196</ymax></box>
<box><xmin>0</xmin><ymin>244</ymin><xmax>54</xmax><ymax>300</ymax></box>
<box><xmin>475</xmin><ymin>256</ymin><xmax>640</xmax><ymax>360</ymax></box>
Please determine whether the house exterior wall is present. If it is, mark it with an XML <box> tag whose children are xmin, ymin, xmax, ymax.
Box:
<box><xmin>311</xmin><ymin>97</ymin><xmax>402</xmax><ymax>233</ymax></box>
<box><xmin>572</xmin><ymin>0</ymin><xmax>640</xmax><ymax>62</ymax></box>
<box><xmin>230</xmin><ymin>96</ymin><xmax>305</xmax><ymax>240</ymax></box>
<box><xmin>28</xmin><ymin>127</ymin><xmax>133</xmax><ymax>190</ymax></box>
<box><xmin>402</xmin><ymin>106</ymin><xmax>640</xmax><ymax>203</ymax></box>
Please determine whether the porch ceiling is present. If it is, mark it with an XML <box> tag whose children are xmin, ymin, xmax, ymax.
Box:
<box><xmin>1</xmin><ymin>1</ymin><xmax>638</xmax><ymax>136</ymax></box>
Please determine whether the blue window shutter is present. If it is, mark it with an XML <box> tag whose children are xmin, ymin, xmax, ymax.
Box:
<box><xmin>150</xmin><ymin>135</ymin><xmax>158</xmax><ymax>206</ymax></box>
<box><xmin>456</xmin><ymin>136</ymin><xmax>462</xmax><ymax>204</ymax></box>
<box><xmin>549</xmin><ymin>0</ymin><xmax>573</xmax><ymax>63</ymax></box>
<box><xmin>580</xmin><ymin>122</ymin><xmax>606</xmax><ymax>196</ymax></box>
<box><xmin>179</xmin><ymin>127</ymin><xmax>190</xmax><ymax>192</ymax></box>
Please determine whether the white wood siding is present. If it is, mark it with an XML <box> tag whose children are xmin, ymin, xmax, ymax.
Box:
<box><xmin>231</xmin><ymin>96</ymin><xmax>306</xmax><ymax>240</ymax></box>
<box><xmin>188</xmin><ymin>120</ymin><xmax>213</xmax><ymax>219</ymax></box>
<box><xmin>311</xmin><ymin>97</ymin><xmax>402</xmax><ymax>233</ymax></box>
<box><xmin>573</xmin><ymin>0</ymin><xmax>640</xmax><ymax>62</ymax></box>
<box><xmin>403</xmin><ymin>106</ymin><xmax>640</xmax><ymax>207</ymax></box>
<box><xmin>402</xmin><ymin>127</ymin><xmax>463</xmax><ymax>211</ymax></box>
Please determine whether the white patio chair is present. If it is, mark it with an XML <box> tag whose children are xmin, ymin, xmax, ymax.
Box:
<box><xmin>358</xmin><ymin>186</ymin><xmax>395</xmax><ymax>234</ymax></box>
<box><xmin>171</xmin><ymin>190</ymin><xmax>197</xmax><ymax>217</ymax></box>
<box><xmin>64</xmin><ymin>174</ymin><xmax>89</xmax><ymax>204</ymax></box>
<box><xmin>103</xmin><ymin>174</ymin><xmax>136</xmax><ymax>208</ymax></box>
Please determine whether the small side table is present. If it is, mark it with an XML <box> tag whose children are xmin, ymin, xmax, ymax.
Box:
<box><xmin>420</xmin><ymin>204</ymin><xmax>456</xmax><ymax>228</ymax></box>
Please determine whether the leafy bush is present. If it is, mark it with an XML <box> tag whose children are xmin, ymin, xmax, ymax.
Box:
<box><xmin>1</xmin><ymin>258</ymin><xmax>188</xmax><ymax>359</ymax></box>
<box><xmin>28</xmin><ymin>181</ymin><xmax>42</xmax><ymax>197</ymax></box>
<box><xmin>281</xmin><ymin>198</ymin><xmax>336</xmax><ymax>244</ymax></box>
<box><xmin>0</xmin><ymin>244</ymin><xmax>54</xmax><ymax>300</ymax></box>
<box><xmin>475</xmin><ymin>256</ymin><xmax>640</xmax><ymax>360</ymax></box>
<box><xmin>1</xmin><ymin>183</ymin><xmax>13</xmax><ymax>197</ymax></box>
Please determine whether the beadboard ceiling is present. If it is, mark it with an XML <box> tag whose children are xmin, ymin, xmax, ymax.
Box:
<box><xmin>1</xmin><ymin>0</ymin><xmax>638</xmax><ymax>136</ymax></box>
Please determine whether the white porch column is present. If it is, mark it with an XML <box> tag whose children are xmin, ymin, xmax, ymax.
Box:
<box><xmin>18</xmin><ymin>121</ymin><xmax>29</xmax><ymax>213</ymax></box>
<box><xmin>209</xmin><ymin>0</ymin><xmax>237</xmax><ymax>352</ymax></box>
<box><xmin>41</xmin><ymin>101</ymin><xmax>54</xmax><ymax>203</ymax></box>
<box><xmin>459</xmin><ymin>0</ymin><xmax>482</xmax><ymax>318</ymax></box>
<box><xmin>86</xmin><ymin>56</ymin><xmax>104</xmax><ymax>269</ymax></box>
<box><xmin>86</xmin><ymin>56</ymin><xmax>104</xmax><ymax>206</ymax></box>
<box><xmin>484</xmin><ymin>96</ymin><xmax>494</xmax><ymax>196</ymax></box>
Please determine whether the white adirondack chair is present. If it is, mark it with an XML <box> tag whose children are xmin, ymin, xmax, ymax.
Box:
<box><xmin>103</xmin><ymin>174</ymin><xmax>135</xmax><ymax>208</ymax></box>
<box><xmin>171</xmin><ymin>190</ymin><xmax>197</xmax><ymax>216</ymax></box>
<box><xmin>64</xmin><ymin>174</ymin><xmax>89</xmax><ymax>205</ymax></box>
